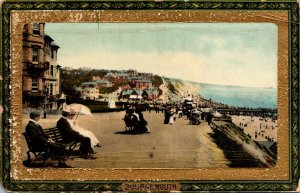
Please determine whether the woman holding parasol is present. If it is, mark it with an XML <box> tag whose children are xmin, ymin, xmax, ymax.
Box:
<box><xmin>66</xmin><ymin>104</ymin><xmax>101</xmax><ymax>148</ymax></box>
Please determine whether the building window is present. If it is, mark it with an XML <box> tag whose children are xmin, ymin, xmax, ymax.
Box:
<box><xmin>50</xmin><ymin>65</ymin><xmax>54</xmax><ymax>77</ymax></box>
<box><xmin>32</xmin><ymin>23</ymin><xmax>40</xmax><ymax>35</ymax></box>
<box><xmin>49</xmin><ymin>84</ymin><xmax>53</xmax><ymax>95</ymax></box>
<box><xmin>32</xmin><ymin>76</ymin><xmax>38</xmax><ymax>92</ymax></box>
<box><xmin>45</xmin><ymin>42</ymin><xmax>50</xmax><ymax>55</ymax></box>
<box><xmin>32</xmin><ymin>46</ymin><xmax>39</xmax><ymax>63</ymax></box>
<box><xmin>51</xmin><ymin>49</ymin><xmax>56</xmax><ymax>60</ymax></box>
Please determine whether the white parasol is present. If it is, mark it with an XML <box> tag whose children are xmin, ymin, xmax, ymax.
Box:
<box><xmin>66</xmin><ymin>103</ymin><xmax>92</xmax><ymax>121</ymax></box>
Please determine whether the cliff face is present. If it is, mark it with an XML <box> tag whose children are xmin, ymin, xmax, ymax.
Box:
<box><xmin>159</xmin><ymin>78</ymin><xmax>200</xmax><ymax>102</ymax></box>
<box><xmin>210</xmin><ymin>121</ymin><xmax>276</xmax><ymax>167</ymax></box>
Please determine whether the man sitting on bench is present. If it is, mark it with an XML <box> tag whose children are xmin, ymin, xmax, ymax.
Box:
<box><xmin>57</xmin><ymin>110</ymin><xmax>96</xmax><ymax>159</ymax></box>
<box><xmin>25</xmin><ymin>111</ymin><xmax>69</xmax><ymax>167</ymax></box>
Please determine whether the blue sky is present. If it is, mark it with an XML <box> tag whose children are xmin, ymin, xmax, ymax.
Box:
<box><xmin>46</xmin><ymin>23</ymin><xmax>278</xmax><ymax>88</ymax></box>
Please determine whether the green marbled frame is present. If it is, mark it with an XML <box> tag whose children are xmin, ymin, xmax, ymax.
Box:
<box><xmin>1</xmin><ymin>1</ymin><xmax>299</xmax><ymax>192</ymax></box>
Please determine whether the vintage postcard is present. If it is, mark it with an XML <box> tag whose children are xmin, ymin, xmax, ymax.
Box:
<box><xmin>1</xmin><ymin>1</ymin><xmax>299</xmax><ymax>192</ymax></box>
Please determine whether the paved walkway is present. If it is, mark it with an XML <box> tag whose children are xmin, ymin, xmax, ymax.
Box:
<box><xmin>22</xmin><ymin>111</ymin><xmax>230</xmax><ymax>168</ymax></box>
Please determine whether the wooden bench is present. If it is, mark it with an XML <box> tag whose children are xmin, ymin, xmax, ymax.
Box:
<box><xmin>23</xmin><ymin>127</ymin><xmax>80</xmax><ymax>165</ymax></box>
<box><xmin>42</xmin><ymin>127</ymin><xmax>81</xmax><ymax>153</ymax></box>
<box><xmin>23</xmin><ymin>132</ymin><xmax>50</xmax><ymax>165</ymax></box>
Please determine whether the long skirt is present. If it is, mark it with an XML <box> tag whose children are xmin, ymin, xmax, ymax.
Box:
<box><xmin>169</xmin><ymin>115</ymin><xmax>175</xmax><ymax>124</ymax></box>
<box><xmin>74</xmin><ymin>128</ymin><xmax>99</xmax><ymax>147</ymax></box>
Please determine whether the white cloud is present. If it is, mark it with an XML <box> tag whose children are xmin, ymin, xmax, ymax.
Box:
<box><xmin>49</xmin><ymin>23</ymin><xmax>277</xmax><ymax>88</ymax></box>
<box><xmin>58</xmin><ymin>44</ymin><xmax>277</xmax><ymax>88</ymax></box>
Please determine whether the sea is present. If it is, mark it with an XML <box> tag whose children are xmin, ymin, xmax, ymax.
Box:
<box><xmin>195</xmin><ymin>83</ymin><xmax>277</xmax><ymax>109</ymax></box>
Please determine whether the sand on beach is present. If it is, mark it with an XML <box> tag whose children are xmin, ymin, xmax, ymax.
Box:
<box><xmin>22</xmin><ymin>111</ymin><xmax>230</xmax><ymax>168</ymax></box>
<box><xmin>231</xmin><ymin>115</ymin><xmax>277</xmax><ymax>142</ymax></box>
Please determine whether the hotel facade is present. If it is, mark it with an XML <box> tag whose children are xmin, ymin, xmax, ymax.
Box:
<box><xmin>22</xmin><ymin>23</ymin><xmax>62</xmax><ymax>110</ymax></box>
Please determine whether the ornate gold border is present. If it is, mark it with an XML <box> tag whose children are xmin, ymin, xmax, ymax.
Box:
<box><xmin>10</xmin><ymin>10</ymin><xmax>289</xmax><ymax>181</ymax></box>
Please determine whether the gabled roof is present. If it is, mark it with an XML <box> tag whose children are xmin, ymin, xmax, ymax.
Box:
<box><xmin>96</xmin><ymin>79</ymin><xmax>111</xmax><ymax>84</ymax></box>
<box><xmin>135</xmin><ymin>90</ymin><xmax>143</xmax><ymax>95</ymax></box>
<box><xmin>122</xmin><ymin>89</ymin><xmax>135</xmax><ymax>96</ymax></box>
<box><xmin>50</xmin><ymin>41</ymin><xmax>60</xmax><ymax>48</ymax></box>
<box><xmin>131</xmin><ymin>76</ymin><xmax>144</xmax><ymax>80</ymax></box>
<box><xmin>122</xmin><ymin>89</ymin><xmax>143</xmax><ymax>96</ymax></box>
<box><xmin>44</xmin><ymin>34</ymin><xmax>54</xmax><ymax>41</ymax></box>
<box><xmin>143</xmin><ymin>88</ymin><xmax>159</xmax><ymax>94</ymax></box>
<box><xmin>143</xmin><ymin>90</ymin><xmax>151</xmax><ymax>95</ymax></box>
<box><xmin>144</xmin><ymin>89</ymin><xmax>158</xmax><ymax>95</ymax></box>
<box><xmin>82</xmin><ymin>82</ymin><xmax>97</xmax><ymax>85</ymax></box>
<box><xmin>115</xmin><ymin>72</ymin><xmax>130</xmax><ymax>77</ymax></box>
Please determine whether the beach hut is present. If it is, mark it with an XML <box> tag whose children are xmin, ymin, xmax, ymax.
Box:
<box><xmin>213</xmin><ymin>111</ymin><xmax>223</xmax><ymax>118</ymax></box>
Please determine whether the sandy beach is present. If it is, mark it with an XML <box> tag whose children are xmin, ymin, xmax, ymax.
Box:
<box><xmin>231</xmin><ymin>115</ymin><xmax>277</xmax><ymax>142</ymax></box>
<box><xmin>22</xmin><ymin>111</ymin><xmax>230</xmax><ymax>168</ymax></box>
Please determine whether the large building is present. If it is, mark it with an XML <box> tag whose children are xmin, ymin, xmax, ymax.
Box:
<box><xmin>22</xmin><ymin>23</ymin><xmax>61</xmax><ymax>110</ymax></box>
<box><xmin>76</xmin><ymin>87</ymin><xmax>100</xmax><ymax>100</ymax></box>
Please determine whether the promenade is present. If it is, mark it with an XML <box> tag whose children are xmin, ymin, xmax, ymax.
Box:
<box><xmin>22</xmin><ymin>111</ymin><xmax>230</xmax><ymax>168</ymax></box>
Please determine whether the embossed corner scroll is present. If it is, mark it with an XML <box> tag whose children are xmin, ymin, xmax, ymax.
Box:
<box><xmin>1</xmin><ymin>1</ymin><xmax>299</xmax><ymax>192</ymax></box>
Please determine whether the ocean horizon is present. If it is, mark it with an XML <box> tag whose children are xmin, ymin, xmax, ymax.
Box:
<box><xmin>195</xmin><ymin>83</ymin><xmax>277</xmax><ymax>109</ymax></box>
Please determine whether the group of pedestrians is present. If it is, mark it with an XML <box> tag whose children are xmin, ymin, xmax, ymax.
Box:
<box><xmin>123</xmin><ymin>106</ymin><xmax>151</xmax><ymax>133</ymax></box>
<box><xmin>161</xmin><ymin>103</ymin><xmax>215</xmax><ymax>126</ymax></box>
<box><xmin>163</xmin><ymin>107</ymin><xmax>176</xmax><ymax>124</ymax></box>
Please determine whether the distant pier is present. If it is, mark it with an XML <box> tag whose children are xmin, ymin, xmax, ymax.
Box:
<box><xmin>216</xmin><ymin>108</ymin><xmax>277</xmax><ymax>117</ymax></box>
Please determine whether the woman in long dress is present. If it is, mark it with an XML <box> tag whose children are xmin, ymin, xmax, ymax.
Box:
<box><xmin>67</xmin><ymin>119</ymin><xmax>100</xmax><ymax>147</ymax></box>
<box><xmin>169</xmin><ymin>108</ymin><xmax>175</xmax><ymax>124</ymax></box>
<box><xmin>164</xmin><ymin>108</ymin><xmax>170</xmax><ymax>124</ymax></box>
<box><xmin>136</xmin><ymin>108</ymin><xmax>150</xmax><ymax>133</ymax></box>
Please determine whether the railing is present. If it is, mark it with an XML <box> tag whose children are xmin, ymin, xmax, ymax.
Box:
<box><xmin>216</xmin><ymin>108</ymin><xmax>277</xmax><ymax>117</ymax></box>
<box><xmin>27</xmin><ymin>62</ymin><xmax>50</xmax><ymax>70</ymax></box>
<box><xmin>24</xmin><ymin>91</ymin><xmax>45</xmax><ymax>97</ymax></box>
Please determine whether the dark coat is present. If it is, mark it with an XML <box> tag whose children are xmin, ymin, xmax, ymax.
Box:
<box><xmin>57</xmin><ymin>117</ymin><xmax>82</xmax><ymax>143</ymax></box>
<box><xmin>25</xmin><ymin>121</ymin><xmax>66</xmax><ymax>156</ymax></box>
<box><xmin>138</xmin><ymin>112</ymin><xmax>147</xmax><ymax>126</ymax></box>
<box><xmin>137</xmin><ymin>112</ymin><xmax>149</xmax><ymax>132</ymax></box>
<box><xmin>57</xmin><ymin>117</ymin><xmax>92</xmax><ymax>154</ymax></box>
<box><xmin>164</xmin><ymin>111</ymin><xmax>170</xmax><ymax>124</ymax></box>
<box><xmin>25</xmin><ymin>121</ymin><xmax>49</xmax><ymax>150</ymax></box>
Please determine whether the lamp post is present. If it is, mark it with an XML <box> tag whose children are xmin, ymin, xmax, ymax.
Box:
<box><xmin>43</xmin><ymin>86</ymin><xmax>48</xmax><ymax>118</ymax></box>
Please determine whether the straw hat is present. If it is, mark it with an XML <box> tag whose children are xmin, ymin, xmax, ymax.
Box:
<box><xmin>62</xmin><ymin>108</ymin><xmax>77</xmax><ymax>115</ymax></box>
